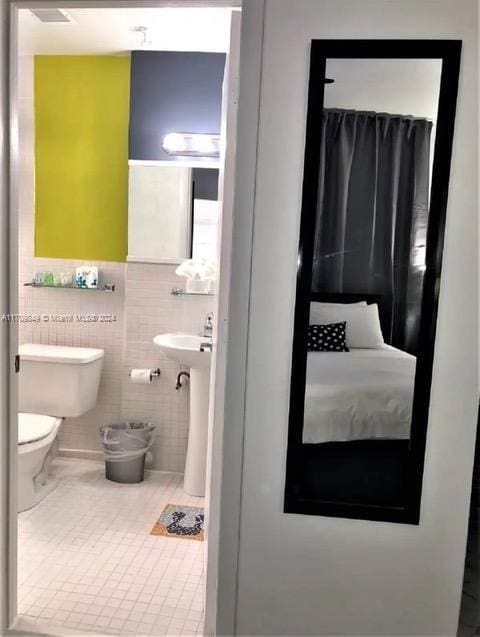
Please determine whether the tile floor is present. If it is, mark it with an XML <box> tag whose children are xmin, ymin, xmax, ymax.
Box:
<box><xmin>18</xmin><ymin>458</ymin><xmax>205</xmax><ymax>636</ymax></box>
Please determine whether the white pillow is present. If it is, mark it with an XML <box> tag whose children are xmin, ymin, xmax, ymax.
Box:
<box><xmin>309</xmin><ymin>300</ymin><xmax>366</xmax><ymax>324</ymax></box>
<box><xmin>310</xmin><ymin>303</ymin><xmax>385</xmax><ymax>349</ymax></box>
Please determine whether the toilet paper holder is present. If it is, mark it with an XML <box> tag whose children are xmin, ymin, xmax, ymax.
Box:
<box><xmin>128</xmin><ymin>368</ymin><xmax>161</xmax><ymax>380</ymax></box>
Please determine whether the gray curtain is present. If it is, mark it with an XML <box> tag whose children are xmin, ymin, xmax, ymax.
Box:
<box><xmin>312</xmin><ymin>108</ymin><xmax>432</xmax><ymax>354</ymax></box>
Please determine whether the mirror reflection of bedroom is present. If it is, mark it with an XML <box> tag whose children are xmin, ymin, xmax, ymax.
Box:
<box><xmin>298</xmin><ymin>57</ymin><xmax>442</xmax><ymax>509</ymax></box>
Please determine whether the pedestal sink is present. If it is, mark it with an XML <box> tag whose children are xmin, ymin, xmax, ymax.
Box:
<box><xmin>153</xmin><ymin>333</ymin><xmax>211</xmax><ymax>497</ymax></box>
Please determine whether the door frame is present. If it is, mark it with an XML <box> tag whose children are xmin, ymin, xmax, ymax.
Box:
<box><xmin>5</xmin><ymin>1</ymin><xmax>264</xmax><ymax>635</ymax></box>
<box><xmin>204</xmin><ymin>2</ymin><xmax>264</xmax><ymax>634</ymax></box>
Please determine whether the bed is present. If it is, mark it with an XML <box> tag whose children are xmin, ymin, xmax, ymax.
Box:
<box><xmin>303</xmin><ymin>345</ymin><xmax>416</xmax><ymax>444</ymax></box>
<box><xmin>297</xmin><ymin>292</ymin><xmax>415</xmax><ymax>506</ymax></box>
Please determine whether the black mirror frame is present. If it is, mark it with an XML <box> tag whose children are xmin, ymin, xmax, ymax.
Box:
<box><xmin>284</xmin><ymin>40</ymin><xmax>462</xmax><ymax>525</ymax></box>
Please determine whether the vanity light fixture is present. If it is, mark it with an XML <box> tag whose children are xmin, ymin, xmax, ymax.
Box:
<box><xmin>162</xmin><ymin>133</ymin><xmax>220</xmax><ymax>158</ymax></box>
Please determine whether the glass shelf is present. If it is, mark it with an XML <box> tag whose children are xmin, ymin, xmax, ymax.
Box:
<box><xmin>24</xmin><ymin>282</ymin><xmax>115</xmax><ymax>292</ymax></box>
<box><xmin>171</xmin><ymin>287</ymin><xmax>213</xmax><ymax>297</ymax></box>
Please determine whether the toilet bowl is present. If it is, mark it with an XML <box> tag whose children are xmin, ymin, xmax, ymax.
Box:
<box><xmin>18</xmin><ymin>413</ymin><xmax>63</xmax><ymax>512</ymax></box>
<box><xmin>17</xmin><ymin>343</ymin><xmax>104</xmax><ymax>513</ymax></box>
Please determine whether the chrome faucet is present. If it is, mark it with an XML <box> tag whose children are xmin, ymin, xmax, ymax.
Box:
<box><xmin>202</xmin><ymin>312</ymin><xmax>213</xmax><ymax>338</ymax></box>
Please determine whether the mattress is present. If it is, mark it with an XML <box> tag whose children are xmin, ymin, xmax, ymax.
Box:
<box><xmin>302</xmin><ymin>345</ymin><xmax>416</xmax><ymax>444</ymax></box>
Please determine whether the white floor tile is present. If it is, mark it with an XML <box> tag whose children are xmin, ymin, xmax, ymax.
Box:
<box><xmin>18</xmin><ymin>458</ymin><xmax>205</xmax><ymax>636</ymax></box>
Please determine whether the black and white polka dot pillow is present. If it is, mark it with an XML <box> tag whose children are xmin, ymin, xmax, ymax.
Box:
<box><xmin>307</xmin><ymin>322</ymin><xmax>349</xmax><ymax>352</ymax></box>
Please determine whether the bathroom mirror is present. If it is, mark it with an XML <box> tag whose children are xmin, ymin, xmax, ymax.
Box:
<box><xmin>284</xmin><ymin>40</ymin><xmax>461</xmax><ymax>524</ymax></box>
<box><xmin>127</xmin><ymin>165</ymin><xmax>219</xmax><ymax>263</ymax></box>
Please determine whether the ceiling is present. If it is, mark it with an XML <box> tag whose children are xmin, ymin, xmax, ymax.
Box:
<box><xmin>18</xmin><ymin>7</ymin><xmax>233</xmax><ymax>55</ymax></box>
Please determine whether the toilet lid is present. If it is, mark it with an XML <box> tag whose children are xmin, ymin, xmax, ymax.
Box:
<box><xmin>18</xmin><ymin>413</ymin><xmax>58</xmax><ymax>445</ymax></box>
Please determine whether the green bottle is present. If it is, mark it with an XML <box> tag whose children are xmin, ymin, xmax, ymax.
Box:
<box><xmin>44</xmin><ymin>272</ymin><xmax>54</xmax><ymax>286</ymax></box>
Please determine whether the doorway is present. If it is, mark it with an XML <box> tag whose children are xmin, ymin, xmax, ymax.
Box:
<box><xmin>9</xmin><ymin>3</ymin><xmax>241</xmax><ymax>635</ymax></box>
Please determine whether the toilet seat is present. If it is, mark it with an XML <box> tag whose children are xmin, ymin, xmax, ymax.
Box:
<box><xmin>18</xmin><ymin>413</ymin><xmax>58</xmax><ymax>445</ymax></box>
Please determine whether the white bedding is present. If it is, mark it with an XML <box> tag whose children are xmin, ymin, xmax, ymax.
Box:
<box><xmin>303</xmin><ymin>345</ymin><xmax>416</xmax><ymax>444</ymax></box>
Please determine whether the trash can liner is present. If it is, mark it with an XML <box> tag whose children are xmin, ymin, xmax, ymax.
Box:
<box><xmin>100</xmin><ymin>422</ymin><xmax>155</xmax><ymax>462</ymax></box>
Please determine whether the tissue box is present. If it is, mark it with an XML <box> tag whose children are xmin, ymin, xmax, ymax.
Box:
<box><xmin>76</xmin><ymin>266</ymin><xmax>98</xmax><ymax>289</ymax></box>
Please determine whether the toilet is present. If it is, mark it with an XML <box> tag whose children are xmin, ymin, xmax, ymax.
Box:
<box><xmin>18</xmin><ymin>344</ymin><xmax>104</xmax><ymax>512</ymax></box>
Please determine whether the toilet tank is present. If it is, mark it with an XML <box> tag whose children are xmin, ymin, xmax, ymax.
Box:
<box><xmin>18</xmin><ymin>344</ymin><xmax>104</xmax><ymax>418</ymax></box>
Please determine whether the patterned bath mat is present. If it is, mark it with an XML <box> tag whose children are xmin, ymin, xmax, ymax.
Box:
<box><xmin>150</xmin><ymin>504</ymin><xmax>204</xmax><ymax>541</ymax></box>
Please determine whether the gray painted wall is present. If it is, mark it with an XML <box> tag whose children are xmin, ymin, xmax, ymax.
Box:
<box><xmin>129</xmin><ymin>50</ymin><xmax>226</xmax><ymax>161</ymax></box>
<box><xmin>193</xmin><ymin>168</ymin><xmax>219</xmax><ymax>201</ymax></box>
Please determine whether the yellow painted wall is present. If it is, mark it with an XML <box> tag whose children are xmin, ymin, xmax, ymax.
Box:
<box><xmin>34</xmin><ymin>55</ymin><xmax>130</xmax><ymax>262</ymax></box>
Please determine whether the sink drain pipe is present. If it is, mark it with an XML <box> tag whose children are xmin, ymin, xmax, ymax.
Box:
<box><xmin>176</xmin><ymin>371</ymin><xmax>190</xmax><ymax>390</ymax></box>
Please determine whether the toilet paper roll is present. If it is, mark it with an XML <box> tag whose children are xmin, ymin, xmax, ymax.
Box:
<box><xmin>130</xmin><ymin>369</ymin><xmax>152</xmax><ymax>384</ymax></box>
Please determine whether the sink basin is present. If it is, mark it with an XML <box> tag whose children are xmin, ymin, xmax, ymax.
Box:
<box><xmin>153</xmin><ymin>333</ymin><xmax>212</xmax><ymax>369</ymax></box>
<box><xmin>153</xmin><ymin>332</ymin><xmax>213</xmax><ymax>497</ymax></box>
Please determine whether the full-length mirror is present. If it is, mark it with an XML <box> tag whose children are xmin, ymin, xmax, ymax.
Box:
<box><xmin>285</xmin><ymin>41</ymin><xmax>461</xmax><ymax>524</ymax></box>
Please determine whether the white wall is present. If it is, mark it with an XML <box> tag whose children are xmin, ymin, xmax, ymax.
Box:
<box><xmin>324</xmin><ymin>58</ymin><xmax>442</xmax><ymax>120</ymax></box>
<box><xmin>232</xmin><ymin>1</ymin><xmax>479</xmax><ymax>635</ymax></box>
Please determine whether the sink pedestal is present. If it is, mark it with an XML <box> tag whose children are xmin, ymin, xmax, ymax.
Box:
<box><xmin>183</xmin><ymin>367</ymin><xmax>210</xmax><ymax>496</ymax></box>
<box><xmin>153</xmin><ymin>334</ymin><xmax>212</xmax><ymax>498</ymax></box>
